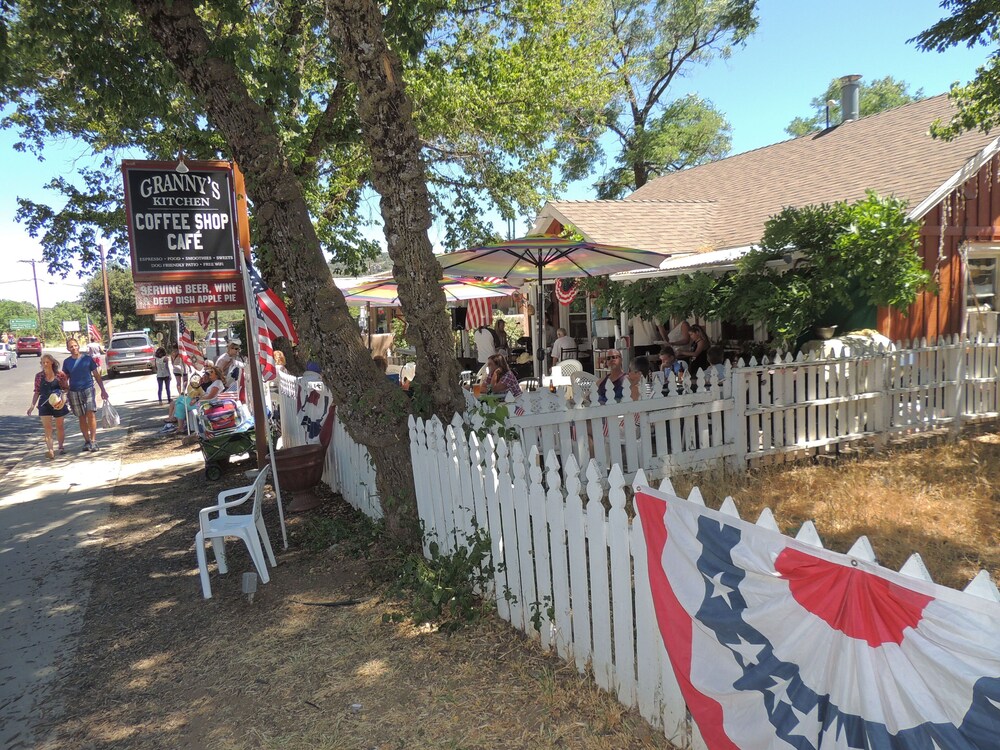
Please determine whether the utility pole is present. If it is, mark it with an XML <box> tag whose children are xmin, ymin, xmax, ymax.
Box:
<box><xmin>99</xmin><ymin>244</ymin><xmax>115</xmax><ymax>340</ymax></box>
<box><xmin>17</xmin><ymin>260</ymin><xmax>44</xmax><ymax>336</ymax></box>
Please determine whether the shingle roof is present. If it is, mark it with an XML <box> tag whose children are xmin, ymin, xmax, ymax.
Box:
<box><xmin>536</xmin><ymin>94</ymin><xmax>999</xmax><ymax>253</ymax></box>
<box><xmin>533</xmin><ymin>198</ymin><xmax>717</xmax><ymax>255</ymax></box>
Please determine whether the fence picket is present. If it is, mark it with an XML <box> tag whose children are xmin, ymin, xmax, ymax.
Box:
<box><xmin>608</xmin><ymin>464</ymin><xmax>636</xmax><ymax>706</ymax></box>
<box><xmin>586</xmin><ymin>460</ymin><xmax>614</xmax><ymax>693</ymax></box>
<box><xmin>562</xmin><ymin>455</ymin><xmax>591</xmax><ymax>673</ymax></box>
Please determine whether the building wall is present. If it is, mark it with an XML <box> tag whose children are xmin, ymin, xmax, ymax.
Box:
<box><xmin>881</xmin><ymin>154</ymin><xmax>1000</xmax><ymax>340</ymax></box>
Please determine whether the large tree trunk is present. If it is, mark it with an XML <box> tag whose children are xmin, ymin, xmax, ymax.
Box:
<box><xmin>324</xmin><ymin>0</ymin><xmax>465</xmax><ymax>420</ymax></box>
<box><xmin>131</xmin><ymin>0</ymin><xmax>456</xmax><ymax>544</ymax></box>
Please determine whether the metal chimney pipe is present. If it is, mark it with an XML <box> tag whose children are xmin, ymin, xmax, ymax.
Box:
<box><xmin>840</xmin><ymin>74</ymin><xmax>862</xmax><ymax>123</ymax></box>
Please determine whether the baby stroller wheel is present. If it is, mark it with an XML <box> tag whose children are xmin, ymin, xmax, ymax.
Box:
<box><xmin>205</xmin><ymin>463</ymin><xmax>223</xmax><ymax>481</ymax></box>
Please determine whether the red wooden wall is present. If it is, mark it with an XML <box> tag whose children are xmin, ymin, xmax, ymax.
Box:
<box><xmin>880</xmin><ymin>153</ymin><xmax>1000</xmax><ymax>341</ymax></box>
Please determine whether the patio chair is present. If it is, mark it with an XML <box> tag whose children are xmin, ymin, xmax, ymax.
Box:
<box><xmin>519</xmin><ymin>377</ymin><xmax>540</xmax><ymax>392</ymax></box>
<box><xmin>555</xmin><ymin>359</ymin><xmax>583</xmax><ymax>376</ymax></box>
<box><xmin>195</xmin><ymin>467</ymin><xmax>277</xmax><ymax>599</ymax></box>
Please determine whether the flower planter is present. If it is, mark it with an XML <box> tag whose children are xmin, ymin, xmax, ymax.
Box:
<box><xmin>274</xmin><ymin>443</ymin><xmax>326</xmax><ymax>511</ymax></box>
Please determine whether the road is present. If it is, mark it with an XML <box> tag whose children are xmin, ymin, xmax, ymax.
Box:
<box><xmin>0</xmin><ymin>350</ymin><xmax>157</xmax><ymax>475</ymax></box>
<box><xmin>0</xmin><ymin>357</ymin><xmax>159</xmax><ymax>749</ymax></box>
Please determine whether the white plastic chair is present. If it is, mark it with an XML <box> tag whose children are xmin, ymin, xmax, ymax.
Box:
<box><xmin>555</xmin><ymin>359</ymin><xmax>583</xmax><ymax>376</ymax></box>
<box><xmin>195</xmin><ymin>467</ymin><xmax>277</xmax><ymax>599</ymax></box>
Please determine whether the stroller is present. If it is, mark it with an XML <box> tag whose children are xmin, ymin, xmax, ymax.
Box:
<box><xmin>197</xmin><ymin>396</ymin><xmax>255</xmax><ymax>480</ymax></box>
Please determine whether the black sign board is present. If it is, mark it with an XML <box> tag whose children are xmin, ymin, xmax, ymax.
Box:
<box><xmin>122</xmin><ymin>162</ymin><xmax>241</xmax><ymax>277</ymax></box>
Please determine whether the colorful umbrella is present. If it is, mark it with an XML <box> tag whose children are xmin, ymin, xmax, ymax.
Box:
<box><xmin>436</xmin><ymin>236</ymin><xmax>667</xmax><ymax>374</ymax></box>
<box><xmin>342</xmin><ymin>275</ymin><xmax>518</xmax><ymax>307</ymax></box>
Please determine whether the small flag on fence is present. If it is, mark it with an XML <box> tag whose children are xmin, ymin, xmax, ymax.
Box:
<box><xmin>465</xmin><ymin>297</ymin><xmax>493</xmax><ymax>330</ymax></box>
<box><xmin>247</xmin><ymin>264</ymin><xmax>298</xmax><ymax>382</ymax></box>
<box><xmin>634</xmin><ymin>486</ymin><xmax>1000</xmax><ymax>750</ymax></box>
<box><xmin>178</xmin><ymin>320</ymin><xmax>203</xmax><ymax>365</ymax></box>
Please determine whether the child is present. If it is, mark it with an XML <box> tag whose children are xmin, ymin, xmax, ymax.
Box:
<box><xmin>706</xmin><ymin>344</ymin><xmax>727</xmax><ymax>385</ymax></box>
<box><xmin>155</xmin><ymin>347</ymin><xmax>172</xmax><ymax>404</ymax></box>
<box><xmin>159</xmin><ymin>375</ymin><xmax>203</xmax><ymax>434</ymax></box>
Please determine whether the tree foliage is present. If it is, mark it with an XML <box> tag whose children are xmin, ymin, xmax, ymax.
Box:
<box><xmin>912</xmin><ymin>1</ymin><xmax>1000</xmax><ymax>139</ymax></box>
<box><xmin>0</xmin><ymin>0</ymin><xmax>615</xmax><ymax>274</ymax></box>
<box><xmin>590</xmin><ymin>0</ymin><xmax>757</xmax><ymax>198</ymax></box>
<box><xmin>588</xmin><ymin>192</ymin><xmax>932</xmax><ymax>346</ymax></box>
<box><xmin>79</xmin><ymin>265</ymin><xmax>154</xmax><ymax>334</ymax></box>
<box><xmin>785</xmin><ymin>75</ymin><xmax>925</xmax><ymax>137</ymax></box>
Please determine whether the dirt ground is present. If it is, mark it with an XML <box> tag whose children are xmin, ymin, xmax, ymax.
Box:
<box><xmin>42</xmin><ymin>421</ymin><xmax>672</xmax><ymax>750</ymax></box>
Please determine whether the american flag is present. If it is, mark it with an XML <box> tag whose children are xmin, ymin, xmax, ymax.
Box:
<box><xmin>87</xmin><ymin>321</ymin><xmax>102</xmax><ymax>342</ymax></box>
<box><xmin>197</xmin><ymin>310</ymin><xmax>212</xmax><ymax>330</ymax></box>
<box><xmin>248</xmin><ymin>264</ymin><xmax>298</xmax><ymax>382</ymax></box>
<box><xmin>178</xmin><ymin>319</ymin><xmax>203</xmax><ymax>365</ymax></box>
<box><xmin>465</xmin><ymin>297</ymin><xmax>493</xmax><ymax>330</ymax></box>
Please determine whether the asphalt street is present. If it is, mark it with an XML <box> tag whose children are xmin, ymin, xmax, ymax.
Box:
<box><xmin>0</xmin><ymin>358</ymin><xmax>163</xmax><ymax>749</ymax></box>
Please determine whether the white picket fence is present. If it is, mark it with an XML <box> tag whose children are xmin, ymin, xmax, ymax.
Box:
<box><xmin>407</xmin><ymin>415</ymin><xmax>1000</xmax><ymax>749</ymax></box>
<box><xmin>275</xmin><ymin>342</ymin><xmax>1000</xmax><ymax>749</ymax></box>
<box><xmin>501</xmin><ymin>335</ymin><xmax>1000</xmax><ymax>481</ymax></box>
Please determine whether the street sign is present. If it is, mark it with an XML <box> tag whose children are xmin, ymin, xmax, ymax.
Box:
<box><xmin>10</xmin><ymin>318</ymin><xmax>37</xmax><ymax>330</ymax></box>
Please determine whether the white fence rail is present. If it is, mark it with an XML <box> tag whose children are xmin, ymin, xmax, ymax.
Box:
<box><xmin>502</xmin><ymin>335</ymin><xmax>1000</xmax><ymax>480</ymax></box>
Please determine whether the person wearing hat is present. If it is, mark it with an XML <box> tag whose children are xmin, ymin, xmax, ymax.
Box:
<box><xmin>26</xmin><ymin>353</ymin><xmax>71</xmax><ymax>458</ymax></box>
<box><xmin>215</xmin><ymin>341</ymin><xmax>243</xmax><ymax>386</ymax></box>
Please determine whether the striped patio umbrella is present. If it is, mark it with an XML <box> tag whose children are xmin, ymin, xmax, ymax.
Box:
<box><xmin>341</xmin><ymin>275</ymin><xmax>518</xmax><ymax>307</ymax></box>
<box><xmin>436</xmin><ymin>236</ymin><xmax>667</xmax><ymax>375</ymax></box>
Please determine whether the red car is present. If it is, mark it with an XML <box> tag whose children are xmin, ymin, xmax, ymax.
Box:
<box><xmin>16</xmin><ymin>336</ymin><xmax>43</xmax><ymax>357</ymax></box>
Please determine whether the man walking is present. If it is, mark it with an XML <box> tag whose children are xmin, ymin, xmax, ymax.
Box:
<box><xmin>62</xmin><ymin>338</ymin><xmax>109</xmax><ymax>452</ymax></box>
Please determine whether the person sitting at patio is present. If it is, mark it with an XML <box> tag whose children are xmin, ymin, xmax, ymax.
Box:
<box><xmin>677</xmin><ymin>324</ymin><xmax>710</xmax><ymax>373</ymax></box>
<box><xmin>706</xmin><ymin>345</ymin><xmax>726</xmax><ymax>384</ymax></box>
<box><xmin>550</xmin><ymin>328</ymin><xmax>576</xmax><ymax>364</ymax></box>
<box><xmin>658</xmin><ymin>345</ymin><xmax>688</xmax><ymax>394</ymax></box>
<box><xmin>626</xmin><ymin>355</ymin><xmax>652</xmax><ymax>400</ymax></box>
<box><xmin>596</xmin><ymin>349</ymin><xmax>626</xmax><ymax>404</ymax></box>
<box><xmin>485</xmin><ymin>354</ymin><xmax>522</xmax><ymax>397</ymax></box>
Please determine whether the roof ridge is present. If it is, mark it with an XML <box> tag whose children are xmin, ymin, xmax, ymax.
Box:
<box><xmin>549</xmin><ymin>198</ymin><xmax>716</xmax><ymax>205</ymax></box>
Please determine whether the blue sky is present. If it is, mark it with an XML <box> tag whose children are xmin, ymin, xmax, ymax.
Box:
<box><xmin>1</xmin><ymin>0</ymin><xmax>991</xmax><ymax>308</ymax></box>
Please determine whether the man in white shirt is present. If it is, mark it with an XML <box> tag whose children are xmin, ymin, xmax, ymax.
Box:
<box><xmin>550</xmin><ymin>328</ymin><xmax>577</xmax><ymax>364</ymax></box>
<box><xmin>473</xmin><ymin>325</ymin><xmax>496</xmax><ymax>365</ymax></box>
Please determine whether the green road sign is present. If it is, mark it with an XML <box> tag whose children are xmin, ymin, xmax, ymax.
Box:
<box><xmin>9</xmin><ymin>318</ymin><xmax>37</xmax><ymax>330</ymax></box>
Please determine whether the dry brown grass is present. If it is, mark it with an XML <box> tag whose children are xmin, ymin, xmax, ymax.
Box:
<box><xmin>669</xmin><ymin>433</ymin><xmax>1000</xmax><ymax>590</ymax></box>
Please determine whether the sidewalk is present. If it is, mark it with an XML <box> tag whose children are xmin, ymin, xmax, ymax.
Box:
<box><xmin>0</xmin><ymin>373</ymin><xmax>201</xmax><ymax>750</ymax></box>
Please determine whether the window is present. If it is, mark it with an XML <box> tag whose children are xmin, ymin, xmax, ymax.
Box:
<box><xmin>567</xmin><ymin>294</ymin><xmax>589</xmax><ymax>340</ymax></box>
<box><xmin>966</xmin><ymin>247</ymin><xmax>1000</xmax><ymax>339</ymax></box>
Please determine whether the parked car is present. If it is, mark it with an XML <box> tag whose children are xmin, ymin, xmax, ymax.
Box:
<box><xmin>106</xmin><ymin>331</ymin><xmax>156</xmax><ymax>377</ymax></box>
<box><xmin>16</xmin><ymin>336</ymin><xmax>43</xmax><ymax>357</ymax></box>
<box><xmin>205</xmin><ymin>328</ymin><xmax>241</xmax><ymax>359</ymax></box>
<box><xmin>0</xmin><ymin>342</ymin><xmax>17</xmax><ymax>369</ymax></box>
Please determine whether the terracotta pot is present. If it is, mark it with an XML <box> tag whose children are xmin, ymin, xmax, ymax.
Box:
<box><xmin>274</xmin><ymin>444</ymin><xmax>325</xmax><ymax>492</ymax></box>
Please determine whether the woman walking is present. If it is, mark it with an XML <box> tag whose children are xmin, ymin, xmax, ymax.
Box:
<box><xmin>26</xmin><ymin>354</ymin><xmax>71</xmax><ymax>459</ymax></box>
<box><xmin>155</xmin><ymin>347</ymin><xmax>172</xmax><ymax>403</ymax></box>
